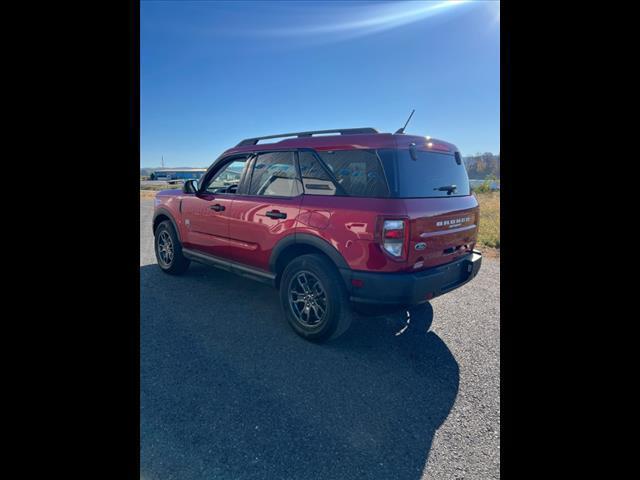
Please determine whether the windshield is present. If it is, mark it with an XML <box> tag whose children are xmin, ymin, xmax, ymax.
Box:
<box><xmin>378</xmin><ymin>149</ymin><xmax>471</xmax><ymax>198</ymax></box>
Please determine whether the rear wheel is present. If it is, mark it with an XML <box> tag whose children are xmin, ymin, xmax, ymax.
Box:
<box><xmin>154</xmin><ymin>220</ymin><xmax>190</xmax><ymax>275</ymax></box>
<box><xmin>280</xmin><ymin>254</ymin><xmax>352</xmax><ymax>342</ymax></box>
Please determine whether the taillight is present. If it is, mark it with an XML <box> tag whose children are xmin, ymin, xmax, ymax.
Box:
<box><xmin>380</xmin><ymin>219</ymin><xmax>409</xmax><ymax>260</ymax></box>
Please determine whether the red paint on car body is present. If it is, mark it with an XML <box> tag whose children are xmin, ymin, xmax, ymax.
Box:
<box><xmin>153</xmin><ymin>129</ymin><xmax>480</xmax><ymax>303</ymax></box>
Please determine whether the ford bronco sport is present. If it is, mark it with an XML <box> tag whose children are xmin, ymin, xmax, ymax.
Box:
<box><xmin>153</xmin><ymin>128</ymin><xmax>482</xmax><ymax>342</ymax></box>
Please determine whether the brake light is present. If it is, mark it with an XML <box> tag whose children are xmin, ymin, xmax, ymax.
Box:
<box><xmin>427</xmin><ymin>141</ymin><xmax>451</xmax><ymax>153</ymax></box>
<box><xmin>384</xmin><ymin>229</ymin><xmax>403</xmax><ymax>239</ymax></box>
<box><xmin>380</xmin><ymin>219</ymin><xmax>409</xmax><ymax>260</ymax></box>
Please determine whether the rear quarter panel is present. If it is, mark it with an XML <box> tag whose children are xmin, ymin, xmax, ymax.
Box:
<box><xmin>298</xmin><ymin>195</ymin><xmax>409</xmax><ymax>272</ymax></box>
<box><xmin>298</xmin><ymin>194</ymin><xmax>479</xmax><ymax>273</ymax></box>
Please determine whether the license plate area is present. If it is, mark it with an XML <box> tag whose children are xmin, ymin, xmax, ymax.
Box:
<box><xmin>439</xmin><ymin>262</ymin><xmax>468</xmax><ymax>291</ymax></box>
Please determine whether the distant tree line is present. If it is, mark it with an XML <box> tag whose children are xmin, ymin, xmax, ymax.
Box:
<box><xmin>463</xmin><ymin>153</ymin><xmax>500</xmax><ymax>180</ymax></box>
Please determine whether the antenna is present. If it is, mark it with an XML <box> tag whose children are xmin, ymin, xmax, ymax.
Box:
<box><xmin>394</xmin><ymin>109</ymin><xmax>415</xmax><ymax>135</ymax></box>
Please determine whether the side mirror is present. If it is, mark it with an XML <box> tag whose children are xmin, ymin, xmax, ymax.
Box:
<box><xmin>183</xmin><ymin>179</ymin><xmax>198</xmax><ymax>194</ymax></box>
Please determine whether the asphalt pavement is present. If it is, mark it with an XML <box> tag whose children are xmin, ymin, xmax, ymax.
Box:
<box><xmin>140</xmin><ymin>198</ymin><xmax>500</xmax><ymax>480</ymax></box>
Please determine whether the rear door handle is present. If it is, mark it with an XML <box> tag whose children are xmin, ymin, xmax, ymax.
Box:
<box><xmin>209</xmin><ymin>204</ymin><xmax>225</xmax><ymax>212</ymax></box>
<box><xmin>266</xmin><ymin>210</ymin><xmax>286</xmax><ymax>219</ymax></box>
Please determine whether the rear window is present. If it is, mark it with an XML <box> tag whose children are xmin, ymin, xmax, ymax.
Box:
<box><xmin>378</xmin><ymin>149</ymin><xmax>471</xmax><ymax>198</ymax></box>
<box><xmin>316</xmin><ymin>149</ymin><xmax>389</xmax><ymax>197</ymax></box>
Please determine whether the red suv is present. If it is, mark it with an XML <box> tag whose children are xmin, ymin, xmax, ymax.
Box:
<box><xmin>153</xmin><ymin>128</ymin><xmax>482</xmax><ymax>341</ymax></box>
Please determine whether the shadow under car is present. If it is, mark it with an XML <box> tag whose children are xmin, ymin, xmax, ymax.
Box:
<box><xmin>140</xmin><ymin>262</ymin><xmax>459</xmax><ymax>480</ymax></box>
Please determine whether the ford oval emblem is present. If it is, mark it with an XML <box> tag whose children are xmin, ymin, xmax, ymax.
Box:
<box><xmin>415</xmin><ymin>242</ymin><xmax>427</xmax><ymax>251</ymax></box>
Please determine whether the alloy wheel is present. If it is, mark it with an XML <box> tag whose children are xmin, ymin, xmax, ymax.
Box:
<box><xmin>288</xmin><ymin>271</ymin><xmax>328</xmax><ymax>327</ymax></box>
<box><xmin>157</xmin><ymin>230</ymin><xmax>174</xmax><ymax>266</ymax></box>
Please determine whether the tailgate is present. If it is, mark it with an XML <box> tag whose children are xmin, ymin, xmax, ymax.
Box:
<box><xmin>404</xmin><ymin>195</ymin><xmax>479</xmax><ymax>269</ymax></box>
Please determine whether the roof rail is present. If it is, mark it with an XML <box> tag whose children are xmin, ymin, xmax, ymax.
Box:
<box><xmin>235</xmin><ymin>128</ymin><xmax>379</xmax><ymax>147</ymax></box>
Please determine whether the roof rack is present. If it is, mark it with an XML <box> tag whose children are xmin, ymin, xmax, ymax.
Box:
<box><xmin>235</xmin><ymin>128</ymin><xmax>379</xmax><ymax>147</ymax></box>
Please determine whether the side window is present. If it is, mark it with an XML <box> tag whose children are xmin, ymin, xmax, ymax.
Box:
<box><xmin>298</xmin><ymin>151</ymin><xmax>337</xmax><ymax>196</ymax></box>
<box><xmin>316</xmin><ymin>149</ymin><xmax>389</xmax><ymax>197</ymax></box>
<box><xmin>204</xmin><ymin>159</ymin><xmax>247</xmax><ymax>194</ymax></box>
<box><xmin>248</xmin><ymin>151</ymin><xmax>301</xmax><ymax>197</ymax></box>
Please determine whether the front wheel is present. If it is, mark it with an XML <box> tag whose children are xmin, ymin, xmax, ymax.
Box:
<box><xmin>280</xmin><ymin>254</ymin><xmax>352</xmax><ymax>342</ymax></box>
<box><xmin>154</xmin><ymin>220</ymin><xmax>190</xmax><ymax>275</ymax></box>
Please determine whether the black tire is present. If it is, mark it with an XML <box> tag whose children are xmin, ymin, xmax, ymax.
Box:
<box><xmin>154</xmin><ymin>220</ymin><xmax>190</xmax><ymax>275</ymax></box>
<box><xmin>280</xmin><ymin>254</ymin><xmax>353</xmax><ymax>342</ymax></box>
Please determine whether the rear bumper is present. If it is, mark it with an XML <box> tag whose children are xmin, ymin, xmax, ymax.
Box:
<box><xmin>342</xmin><ymin>250</ymin><xmax>482</xmax><ymax>306</ymax></box>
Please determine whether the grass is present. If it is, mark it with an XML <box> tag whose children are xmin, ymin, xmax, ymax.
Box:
<box><xmin>475</xmin><ymin>191</ymin><xmax>500</xmax><ymax>250</ymax></box>
<box><xmin>141</xmin><ymin>184</ymin><xmax>174</xmax><ymax>191</ymax></box>
<box><xmin>140</xmin><ymin>190</ymin><xmax>157</xmax><ymax>199</ymax></box>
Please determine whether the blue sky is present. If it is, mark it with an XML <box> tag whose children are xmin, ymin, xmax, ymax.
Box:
<box><xmin>141</xmin><ymin>0</ymin><xmax>500</xmax><ymax>168</ymax></box>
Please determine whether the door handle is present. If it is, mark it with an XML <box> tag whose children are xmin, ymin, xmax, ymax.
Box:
<box><xmin>209</xmin><ymin>204</ymin><xmax>225</xmax><ymax>212</ymax></box>
<box><xmin>266</xmin><ymin>210</ymin><xmax>287</xmax><ymax>219</ymax></box>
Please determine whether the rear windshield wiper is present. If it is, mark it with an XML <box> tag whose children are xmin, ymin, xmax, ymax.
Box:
<box><xmin>434</xmin><ymin>184</ymin><xmax>457</xmax><ymax>194</ymax></box>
